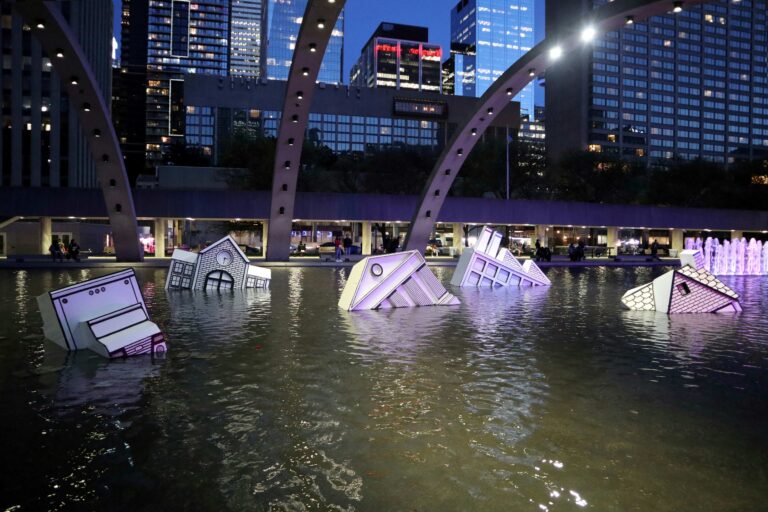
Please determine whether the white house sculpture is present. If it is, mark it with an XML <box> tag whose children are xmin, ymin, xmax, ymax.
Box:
<box><xmin>621</xmin><ymin>253</ymin><xmax>742</xmax><ymax>314</ymax></box>
<box><xmin>165</xmin><ymin>235</ymin><xmax>271</xmax><ymax>291</ymax></box>
<box><xmin>679</xmin><ymin>249</ymin><xmax>706</xmax><ymax>270</ymax></box>
<box><xmin>450</xmin><ymin>226</ymin><xmax>551</xmax><ymax>287</ymax></box>
<box><xmin>37</xmin><ymin>269</ymin><xmax>167</xmax><ymax>358</ymax></box>
<box><xmin>339</xmin><ymin>250</ymin><xmax>460</xmax><ymax>311</ymax></box>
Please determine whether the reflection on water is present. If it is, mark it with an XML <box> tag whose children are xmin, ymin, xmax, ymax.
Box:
<box><xmin>0</xmin><ymin>266</ymin><xmax>767</xmax><ymax>511</ymax></box>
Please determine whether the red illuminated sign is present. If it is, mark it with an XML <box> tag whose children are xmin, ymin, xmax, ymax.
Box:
<box><xmin>375</xmin><ymin>43</ymin><xmax>443</xmax><ymax>59</ymax></box>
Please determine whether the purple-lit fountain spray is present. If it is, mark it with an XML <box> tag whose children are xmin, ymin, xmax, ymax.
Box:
<box><xmin>685</xmin><ymin>236</ymin><xmax>767</xmax><ymax>276</ymax></box>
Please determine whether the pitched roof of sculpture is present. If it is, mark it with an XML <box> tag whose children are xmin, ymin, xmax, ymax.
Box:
<box><xmin>677</xmin><ymin>265</ymin><xmax>739</xmax><ymax>300</ymax></box>
<box><xmin>198</xmin><ymin>235</ymin><xmax>249</xmax><ymax>263</ymax></box>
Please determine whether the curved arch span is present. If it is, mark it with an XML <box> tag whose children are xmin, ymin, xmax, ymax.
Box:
<box><xmin>265</xmin><ymin>0</ymin><xmax>346</xmax><ymax>261</ymax></box>
<box><xmin>403</xmin><ymin>0</ymin><xmax>707</xmax><ymax>254</ymax></box>
<box><xmin>13</xmin><ymin>0</ymin><xmax>143</xmax><ymax>261</ymax></box>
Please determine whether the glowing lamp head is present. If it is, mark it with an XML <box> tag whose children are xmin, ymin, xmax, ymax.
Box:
<box><xmin>673</xmin><ymin>1</ymin><xmax>683</xmax><ymax>13</ymax></box>
<box><xmin>549</xmin><ymin>46</ymin><xmax>563</xmax><ymax>61</ymax></box>
<box><xmin>581</xmin><ymin>26</ymin><xmax>596</xmax><ymax>43</ymax></box>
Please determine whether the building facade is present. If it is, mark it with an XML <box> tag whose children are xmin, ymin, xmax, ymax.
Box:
<box><xmin>350</xmin><ymin>23</ymin><xmax>442</xmax><ymax>93</ymax></box>
<box><xmin>546</xmin><ymin>0</ymin><xmax>768</xmax><ymax>165</ymax></box>
<box><xmin>265</xmin><ymin>0</ymin><xmax>344</xmax><ymax>84</ymax></box>
<box><xmin>449</xmin><ymin>0</ymin><xmax>542</xmax><ymax>120</ymax></box>
<box><xmin>183</xmin><ymin>76</ymin><xmax>519</xmax><ymax>162</ymax></box>
<box><xmin>1</xmin><ymin>0</ymin><xmax>113</xmax><ymax>188</ymax></box>
<box><xmin>118</xmin><ymin>0</ymin><xmax>231</xmax><ymax>166</ymax></box>
<box><xmin>230</xmin><ymin>0</ymin><xmax>268</xmax><ymax>78</ymax></box>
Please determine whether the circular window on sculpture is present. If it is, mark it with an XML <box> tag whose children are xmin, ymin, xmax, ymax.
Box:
<box><xmin>371</xmin><ymin>263</ymin><xmax>383</xmax><ymax>277</ymax></box>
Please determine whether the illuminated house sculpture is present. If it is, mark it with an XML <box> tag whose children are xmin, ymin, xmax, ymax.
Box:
<box><xmin>339</xmin><ymin>250</ymin><xmax>460</xmax><ymax>311</ymax></box>
<box><xmin>621</xmin><ymin>264</ymin><xmax>742</xmax><ymax>314</ymax></box>
<box><xmin>679</xmin><ymin>249</ymin><xmax>706</xmax><ymax>270</ymax></box>
<box><xmin>450</xmin><ymin>226</ymin><xmax>551</xmax><ymax>287</ymax></box>
<box><xmin>37</xmin><ymin>269</ymin><xmax>167</xmax><ymax>358</ymax></box>
<box><xmin>165</xmin><ymin>235</ymin><xmax>271</xmax><ymax>291</ymax></box>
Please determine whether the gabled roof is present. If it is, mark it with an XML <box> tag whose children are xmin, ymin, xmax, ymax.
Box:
<box><xmin>198</xmin><ymin>235</ymin><xmax>249</xmax><ymax>263</ymax></box>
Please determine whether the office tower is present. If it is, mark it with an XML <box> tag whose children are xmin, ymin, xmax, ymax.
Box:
<box><xmin>266</xmin><ymin>0</ymin><xmax>344</xmax><ymax>84</ymax></box>
<box><xmin>0</xmin><ymin>0</ymin><xmax>112</xmax><ymax>188</ymax></box>
<box><xmin>230</xmin><ymin>0</ymin><xmax>268</xmax><ymax>77</ymax></box>
<box><xmin>119</xmin><ymin>0</ymin><xmax>230</xmax><ymax>166</ymax></box>
<box><xmin>350</xmin><ymin>23</ymin><xmax>442</xmax><ymax>92</ymax></box>
<box><xmin>449</xmin><ymin>0</ymin><xmax>541</xmax><ymax>120</ymax></box>
<box><xmin>546</xmin><ymin>0</ymin><xmax>768</xmax><ymax>165</ymax></box>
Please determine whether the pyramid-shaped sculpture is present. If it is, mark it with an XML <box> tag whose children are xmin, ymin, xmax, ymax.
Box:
<box><xmin>166</xmin><ymin>235</ymin><xmax>270</xmax><ymax>291</ymax></box>
<box><xmin>37</xmin><ymin>269</ymin><xmax>167</xmax><ymax>358</ymax></box>
<box><xmin>339</xmin><ymin>250</ymin><xmax>460</xmax><ymax>311</ymax></box>
<box><xmin>450</xmin><ymin>226</ymin><xmax>551</xmax><ymax>287</ymax></box>
<box><xmin>621</xmin><ymin>262</ymin><xmax>741</xmax><ymax>314</ymax></box>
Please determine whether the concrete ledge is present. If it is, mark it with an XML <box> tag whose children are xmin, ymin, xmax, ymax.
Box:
<box><xmin>0</xmin><ymin>256</ymin><xmax>679</xmax><ymax>270</ymax></box>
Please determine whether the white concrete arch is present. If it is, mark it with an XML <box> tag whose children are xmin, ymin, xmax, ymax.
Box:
<box><xmin>403</xmin><ymin>0</ymin><xmax>707</xmax><ymax>254</ymax></box>
<box><xmin>265</xmin><ymin>0</ymin><xmax>346</xmax><ymax>261</ymax></box>
<box><xmin>13</xmin><ymin>0</ymin><xmax>143</xmax><ymax>261</ymax></box>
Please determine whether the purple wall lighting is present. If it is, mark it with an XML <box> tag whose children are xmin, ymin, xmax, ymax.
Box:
<box><xmin>339</xmin><ymin>250</ymin><xmax>460</xmax><ymax>311</ymax></box>
<box><xmin>451</xmin><ymin>226</ymin><xmax>551</xmax><ymax>287</ymax></box>
<box><xmin>37</xmin><ymin>269</ymin><xmax>167</xmax><ymax>358</ymax></box>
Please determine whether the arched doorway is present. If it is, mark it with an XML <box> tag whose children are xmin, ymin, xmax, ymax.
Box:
<box><xmin>205</xmin><ymin>270</ymin><xmax>235</xmax><ymax>291</ymax></box>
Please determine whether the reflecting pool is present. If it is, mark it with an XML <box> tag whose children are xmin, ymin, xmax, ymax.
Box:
<box><xmin>0</xmin><ymin>267</ymin><xmax>767</xmax><ymax>511</ymax></box>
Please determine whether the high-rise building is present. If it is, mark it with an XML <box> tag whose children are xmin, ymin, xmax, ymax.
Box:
<box><xmin>119</xmin><ymin>0</ymin><xmax>230</xmax><ymax>166</ymax></box>
<box><xmin>350</xmin><ymin>23</ymin><xmax>442</xmax><ymax>92</ymax></box>
<box><xmin>230</xmin><ymin>0</ymin><xmax>268</xmax><ymax>77</ymax></box>
<box><xmin>546</xmin><ymin>0</ymin><xmax>768</xmax><ymax>165</ymax></box>
<box><xmin>0</xmin><ymin>0</ymin><xmax>113</xmax><ymax>188</ymax></box>
<box><xmin>265</xmin><ymin>0</ymin><xmax>344</xmax><ymax>84</ymax></box>
<box><xmin>449</xmin><ymin>0</ymin><xmax>542</xmax><ymax>120</ymax></box>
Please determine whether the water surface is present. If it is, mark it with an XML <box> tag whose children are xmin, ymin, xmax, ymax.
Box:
<box><xmin>0</xmin><ymin>267</ymin><xmax>766</xmax><ymax>511</ymax></box>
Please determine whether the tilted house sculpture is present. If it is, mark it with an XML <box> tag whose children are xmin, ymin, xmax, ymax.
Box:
<box><xmin>165</xmin><ymin>235</ymin><xmax>271</xmax><ymax>291</ymax></box>
<box><xmin>621</xmin><ymin>250</ymin><xmax>742</xmax><ymax>314</ymax></box>
<box><xmin>339</xmin><ymin>250</ymin><xmax>460</xmax><ymax>311</ymax></box>
<box><xmin>37</xmin><ymin>269</ymin><xmax>167</xmax><ymax>358</ymax></box>
<box><xmin>451</xmin><ymin>226</ymin><xmax>551</xmax><ymax>287</ymax></box>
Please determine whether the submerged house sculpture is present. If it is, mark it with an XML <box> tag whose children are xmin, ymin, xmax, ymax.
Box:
<box><xmin>451</xmin><ymin>226</ymin><xmax>551</xmax><ymax>287</ymax></box>
<box><xmin>621</xmin><ymin>252</ymin><xmax>742</xmax><ymax>314</ymax></box>
<box><xmin>165</xmin><ymin>235</ymin><xmax>271</xmax><ymax>291</ymax></box>
<box><xmin>37</xmin><ymin>269</ymin><xmax>167</xmax><ymax>358</ymax></box>
<box><xmin>339</xmin><ymin>250</ymin><xmax>460</xmax><ymax>311</ymax></box>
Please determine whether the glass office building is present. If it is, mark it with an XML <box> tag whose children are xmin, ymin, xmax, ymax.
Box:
<box><xmin>450</xmin><ymin>0</ymin><xmax>541</xmax><ymax>119</ymax></box>
<box><xmin>546</xmin><ymin>0</ymin><xmax>768</xmax><ymax>165</ymax></box>
<box><xmin>230</xmin><ymin>0</ymin><xmax>267</xmax><ymax>77</ymax></box>
<box><xmin>1</xmin><ymin>0</ymin><xmax>112</xmax><ymax>188</ymax></box>
<box><xmin>265</xmin><ymin>0</ymin><xmax>344</xmax><ymax>84</ymax></box>
<box><xmin>120</xmin><ymin>0</ymin><xmax>230</xmax><ymax>164</ymax></box>
<box><xmin>350</xmin><ymin>23</ymin><xmax>442</xmax><ymax>92</ymax></box>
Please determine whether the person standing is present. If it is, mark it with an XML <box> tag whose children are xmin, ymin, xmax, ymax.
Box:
<box><xmin>343</xmin><ymin>233</ymin><xmax>352</xmax><ymax>255</ymax></box>
<box><xmin>68</xmin><ymin>239</ymin><xmax>81</xmax><ymax>262</ymax></box>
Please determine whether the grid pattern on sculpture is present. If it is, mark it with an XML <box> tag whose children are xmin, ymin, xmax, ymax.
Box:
<box><xmin>677</xmin><ymin>266</ymin><xmax>739</xmax><ymax>299</ymax></box>
<box><xmin>669</xmin><ymin>273</ymin><xmax>736</xmax><ymax>314</ymax></box>
<box><xmin>621</xmin><ymin>283</ymin><xmax>655</xmax><ymax>311</ymax></box>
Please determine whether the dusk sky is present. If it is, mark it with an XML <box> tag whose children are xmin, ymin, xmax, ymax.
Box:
<box><xmin>112</xmin><ymin>0</ymin><xmax>454</xmax><ymax>83</ymax></box>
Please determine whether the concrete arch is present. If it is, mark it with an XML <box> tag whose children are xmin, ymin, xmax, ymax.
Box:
<box><xmin>266</xmin><ymin>0</ymin><xmax>346</xmax><ymax>261</ymax></box>
<box><xmin>12</xmin><ymin>1</ymin><xmax>143</xmax><ymax>261</ymax></box>
<box><xmin>403</xmin><ymin>0</ymin><xmax>707</xmax><ymax>254</ymax></box>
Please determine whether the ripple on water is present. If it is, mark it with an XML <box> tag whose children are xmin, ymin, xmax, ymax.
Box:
<box><xmin>0</xmin><ymin>267</ymin><xmax>766</xmax><ymax>511</ymax></box>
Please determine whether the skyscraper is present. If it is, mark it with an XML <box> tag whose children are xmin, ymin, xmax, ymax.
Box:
<box><xmin>0</xmin><ymin>0</ymin><xmax>113</xmax><ymax>188</ymax></box>
<box><xmin>546</xmin><ymin>0</ymin><xmax>768</xmax><ymax>165</ymax></box>
<box><xmin>265</xmin><ymin>0</ymin><xmax>344</xmax><ymax>84</ymax></box>
<box><xmin>119</xmin><ymin>0</ymin><xmax>230</xmax><ymax>165</ymax></box>
<box><xmin>449</xmin><ymin>0</ymin><xmax>542</xmax><ymax>119</ymax></box>
<box><xmin>230</xmin><ymin>0</ymin><xmax>268</xmax><ymax>77</ymax></box>
<box><xmin>350</xmin><ymin>23</ymin><xmax>442</xmax><ymax>92</ymax></box>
